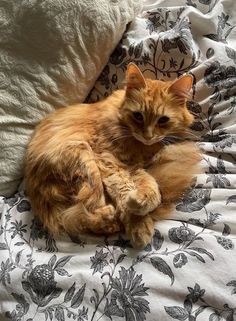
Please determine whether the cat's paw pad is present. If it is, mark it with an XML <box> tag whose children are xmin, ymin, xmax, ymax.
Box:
<box><xmin>126</xmin><ymin>188</ymin><xmax>161</xmax><ymax>216</ymax></box>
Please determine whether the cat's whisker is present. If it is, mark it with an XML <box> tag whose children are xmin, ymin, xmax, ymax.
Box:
<box><xmin>181</xmin><ymin>131</ymin><xmax>200</xmax><ymax>141</ymax></box>
<box><xmin>110</xmin><ymin>135</ymin><xmax>133</xmax><ymax>143</ymax></box>
<box><xmin>161</xmin><ymin>136</ymin><xmax>179</xmax><ymax>143</ymax></box>
<box><xmin>165</xmin><ymin>135</ymin><xmax>182</xmax><ymax>139</ymax></box>
<box><xmin>160</xmin><ymin>140</ymin><xmax>171</xmax><ymax>146</ymax></box>
<box><xmin>110</xmin><ymin>125</ymin><xmax>130</xmax><ymax>131</ymax></box>
<box><xmin>105</xmin><ymin>131</ymin><xmax>130</xmax><ymax>138</ymax></box>
<box><xmin>104</xmin><ymin>126</ymin><xmax>131</xmax><ymax>137</ymax></box>
<box><xmin>166</xmin><ymin>130</ymin><xmax>200</xmax><ymax>142</ymax></box>
<box><xmin>161</xmin><ymin>138</ymin><xmax>178</xmax><ymax>144</ymax></box>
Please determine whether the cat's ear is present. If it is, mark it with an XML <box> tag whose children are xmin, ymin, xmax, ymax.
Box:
<box><xmin>168</xmin><ymin>74</ymin><xmax>193</xmax><ymax>102</ymax></box>
<box><xmin>126</xmin><ymin>63</ymin><xmax>146</xmax><ymax>91</ymax></box>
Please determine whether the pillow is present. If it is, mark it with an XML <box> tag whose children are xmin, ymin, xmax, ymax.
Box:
<box><xmin>0</xmin><ymin>0</ymin><xmax>142</xmax><ymax>197</ymax></box>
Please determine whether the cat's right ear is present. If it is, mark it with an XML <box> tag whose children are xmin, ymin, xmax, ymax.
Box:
<box><xmin>126</xmin><ymin>63</ymin><xmax>146</xmax><ymax>91</ymax></box>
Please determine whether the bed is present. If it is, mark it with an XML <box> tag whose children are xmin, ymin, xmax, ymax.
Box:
<box><xmin>0</xmin><ymin>0</ymin><xmax>236</xmax><ymax>320</ymax></box>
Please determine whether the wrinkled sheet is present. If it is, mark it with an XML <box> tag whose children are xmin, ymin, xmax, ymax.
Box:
<box><xmin>1</xmin><ymin>0</ymin><xmax>236</xmax><ymax>320</ymax></box>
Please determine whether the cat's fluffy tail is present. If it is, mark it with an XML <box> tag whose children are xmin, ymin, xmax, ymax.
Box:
<box><xmin>61</xmin><ymin>202</ymin><xmax>120</xmax><ymax>235</ymax></box>
<box><xmin>148</xmin><ymin>141</ymin><xmax>202</xmax><ymax>220</ymax></box>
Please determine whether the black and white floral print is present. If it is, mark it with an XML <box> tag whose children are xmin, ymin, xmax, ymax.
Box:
<box><xmin>165</xmin><ymin>282</ymin><xmax>236</xmax><ymax>320</ymax></box>
<box><xmin>1</xmin><ymin>0</ymin><xmax>236</xmax><ymax>320</ymax></box>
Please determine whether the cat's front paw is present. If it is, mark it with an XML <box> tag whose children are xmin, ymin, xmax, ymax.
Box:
<box><xmin>126</xmin><ymin>186</ymin><xmax>161</xmax><ymax>216</ymax></box>
<box><xmin>127</xmin><ymin>215</ymin><xmax>154</xmax><ymax>248</ymax></box>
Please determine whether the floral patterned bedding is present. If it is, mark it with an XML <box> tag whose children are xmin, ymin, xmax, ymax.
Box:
<box><xmin>1</xmin><ymin>0</ymin><xmax>236</xmax><ymax>320</ymax></box>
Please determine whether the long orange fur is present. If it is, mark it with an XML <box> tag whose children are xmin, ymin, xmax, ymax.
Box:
<box><xmin>25</xmin><ymin>63</ymin><xmax>202</xmax><ymax>247</ymax></box>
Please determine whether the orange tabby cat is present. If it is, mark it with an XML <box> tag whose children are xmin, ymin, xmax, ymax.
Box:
<box><xmin>25</xmin><ymin>63</ymin><xmax>201</xmax><ymax>247</ymax></box>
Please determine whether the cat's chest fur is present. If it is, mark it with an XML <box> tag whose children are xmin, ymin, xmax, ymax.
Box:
<box><xmin>114</xmin><ymin>139</ymin><xmax>161</xmax><ymax>166</ymax></box>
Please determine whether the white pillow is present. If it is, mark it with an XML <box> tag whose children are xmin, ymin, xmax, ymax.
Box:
<box><xmin>0</xmin><ymin>0</ymin><xmax>142</xmax><ymax>197</ymax></box>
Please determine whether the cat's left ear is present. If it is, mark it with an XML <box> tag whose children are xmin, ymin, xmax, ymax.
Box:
<box><xmin>168</xmin><ymin>74</ymin><xmax>193</xmax><ymax>102</ymax></box>
<box><xmin>126</xmin><ymin>63</ymin><xmax>146</xmax><ymax>91</ymax></box>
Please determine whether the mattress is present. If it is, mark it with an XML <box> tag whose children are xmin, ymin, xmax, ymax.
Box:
<box><xmin>1</xmin><ymin>0</ymin><xmax>236</xmax><ymax>320</ymax></box>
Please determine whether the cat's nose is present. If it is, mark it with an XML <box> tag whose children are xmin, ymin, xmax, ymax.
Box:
<box><xmin>143</xmin><ymin>127</ymin><xmax>153</xmax><ymax>140</ymax></box>
<box><xmin>143</xmin><ymin>135</ymin><xmax>152</xmax><ymax>140</ymax></box>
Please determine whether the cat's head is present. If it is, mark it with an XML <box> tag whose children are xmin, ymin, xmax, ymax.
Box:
<box><xmin>119</xmin><ymin>63</ymin><xmax>194</xmax><ymax>145</ymax></box>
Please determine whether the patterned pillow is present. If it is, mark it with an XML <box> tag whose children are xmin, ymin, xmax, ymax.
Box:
<box><xmin>0</xmin><ymin>0</ymin><xmax>141</xmax><ymax>197</ymax></box>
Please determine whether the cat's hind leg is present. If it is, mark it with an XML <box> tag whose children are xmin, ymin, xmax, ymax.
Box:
<box><xmin>27</xmin><ymin>140</ymin><xmax>120</xmax><ymax>237</ymax></box>
<box><xmin>61</xmin><ymin>202</ymin><xmax>120</xmax><ymax>236</ymax></box>
<box><xmin>120</xmin><ymin>168</ymin><xmax>162</xmax><ymax>247</ymax></box>
<box><xmin>60</xmin><ymin>179</ymin><xmax>121</xmax><ymax>236</ymax></box>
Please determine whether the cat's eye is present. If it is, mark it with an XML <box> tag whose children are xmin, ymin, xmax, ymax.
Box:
<box><xmin>133</xmin><ymin>112</ymin><xmax>144</xmax><ymax>122</ymax></box>
<box><xmin>158</xmin><ymin>116</ymin><xmax>170</xmax><ymax>125</ymax></box>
